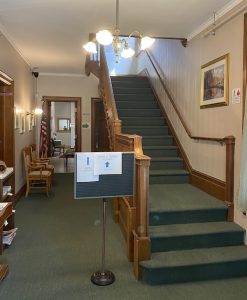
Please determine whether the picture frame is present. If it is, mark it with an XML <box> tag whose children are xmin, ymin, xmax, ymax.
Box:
<box><xmin>14</xmin><ymin>107</ymin><xmax>21</xmax><ymax>129</ymax></box>
<box><xmin>19</xmin><ymin>113</ymin><xmax>25</xmax><ymax>134</ymax></box>
<box><xmin>31</xmin><ymin>113</ymin><xmax>36</xmax><ymax>127</ymax></box>
<box><xmin>200</xmin><ymin>54</ymin><xmax>229</xmax><ymax>108</ymax></box>
<box><xmin>27</xmin><ymin>114</ymin><xmax>32</xmax><ymax>131</ymax></box>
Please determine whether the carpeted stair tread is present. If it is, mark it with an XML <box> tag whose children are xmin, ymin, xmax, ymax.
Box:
<box><xmin>149</xmin><ymin>184</ymin><xmax>226</xmax><ymax>212</ymax></box>
<box><xmin>113</xmin><ymin>87</ymin><xmax>153</xmax><ymax>94</ymax></box>
<box><xmin>122</xmin><ymin>125</ymin><xmax>167</xmax><ymax>129</ymax></box>
<box><xmin>151</xmin><ymin>157</ymin><xmax>183</xmax><ymax>162</ymax></box>
<box><xmin>140</xmin><ymin>245</ymin><xmax>247</xmax><ymax>269</ymax></box>
<box><xmin>144</xmin><ymin>145</ymin><xmax>177</xmax><ymax>150</ymax></box>
<box><xmin>150</xmin><ymin>169</ymin><xmax>190</xmax><ymax>176</ymax></box>
<box><xmin>111</xmin><ymin>76</ymin><xmax>148</xmax><ymax>82</ymax></box>
<box><xmin>114</xmin><ymin>94</ymin><xmax>156</xmax><ymax>101</ymax></box>
<box><xmin>149</xmin><ymin>222</ymin><xmax>245</xmax><ymax>237</ymax></box>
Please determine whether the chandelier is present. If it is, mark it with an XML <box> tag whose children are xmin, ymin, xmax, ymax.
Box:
<box><xmin>83</xmin><ymin>0</ymin><xmax>154</xmax><ymax>63</ymax></box>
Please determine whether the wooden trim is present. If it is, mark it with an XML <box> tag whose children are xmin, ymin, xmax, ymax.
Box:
<box><xmin>42</xmin><ymin>96</ymin><xmax>82</xmax><ymax>153</ymax></box>
<box><xmin>143</xmin><ymin>68</ymin><xmax>230</xmax><ymax>204</ymax></box>
<box><xmin>0</xmin><ymin>263</ymin><xmax>8</xmax><ymax>281</ymax></box>
<box><xmin>133</xmin><ymin>230</ymin><xmax>151</xmax><ymax>280</ymax></box>
<box><xmin>243</xmin><ymin>13</ymin><xmax>247</xmax><ymax>126</ymax></box>
<box><xmin>13</xmin><ymin>184</ymin><xmax>26</xmax><ymax>207</ymax></box>
<box><xmin>191</xmin><ymin>170</ymin><xmax>225</xmax><ymax>201</ymax></box>
<box><xmin>144</xmin><ymin>51</ymin><xmax>231</xmax><ymax>143</ymax></box>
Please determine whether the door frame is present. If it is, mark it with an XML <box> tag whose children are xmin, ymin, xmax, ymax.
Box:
<box><xmin>0</xmin><ymin>70</ymin><xmax>14</xmax><ymax>167</ymax></box>
<box><xmin>243</xmin><ymin>13</ymin><xmax>247</xmax><ymax>122</ymax></box>
<box><xmin>42</xmin><ymin>96</ymin><xmax>81</xmax><ymax>154</ymax></box>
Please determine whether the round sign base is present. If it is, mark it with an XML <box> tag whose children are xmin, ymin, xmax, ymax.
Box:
<box><xmin>91</xmin><ymin>270</ymin><xmax>115</xmax><ymax>286</ymax></box>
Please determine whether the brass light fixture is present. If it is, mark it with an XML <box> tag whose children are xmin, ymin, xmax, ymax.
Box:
<box><xmin>83</xmin><ymin>0</ymin><xmax>154</xmax><ymax>63</ymax></box>
<box><xmin>32</xmin><ymin>68</ymin><xmax>43</xmax><ymax>115</ymax></box>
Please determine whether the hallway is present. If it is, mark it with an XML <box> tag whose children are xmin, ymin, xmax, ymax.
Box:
<box><xmin>1</xmin><ymin>174</ymin><xmax>247</xmax><ymax>299</ymax></box>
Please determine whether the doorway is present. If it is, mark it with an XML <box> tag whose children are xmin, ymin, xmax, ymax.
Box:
<box><xmin>42</xmin><ymin>96</ymin><xmax>81</xmax><ymax>172</ymax></box>
<box><xmin>0</xmin><ymin>71</ymin><xmax>14</xmax><ymax>167</ymax></box>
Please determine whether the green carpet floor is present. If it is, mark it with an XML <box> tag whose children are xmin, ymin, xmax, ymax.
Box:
<box><xmin>1</xmin><ymin>173</ymin><xmax>247</xmax><ymax>300</ymax></box>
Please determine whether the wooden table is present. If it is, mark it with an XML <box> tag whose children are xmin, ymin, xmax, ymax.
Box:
<box><xmin>63</xmin><ymin>149</ymin><xmax>75</xmax><ymax>168</ymax></box>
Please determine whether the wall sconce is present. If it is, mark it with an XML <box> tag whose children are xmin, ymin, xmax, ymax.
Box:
<box><xmin>34</xmin><ymin>108</ymin><xmax>43</xmax><ymax>115</ymax></box>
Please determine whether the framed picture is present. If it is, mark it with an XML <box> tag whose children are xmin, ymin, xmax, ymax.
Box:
<box><xmin>14</xmin><ymin>107</ymin><xmax>21</xmax><ymax>129</ymax></box>
<box><xmin>27</xmin><ymin>114</ymin><xmax>32</xmax><ymax>131</ymax></box>
<box><xmin>31</xmin><ymin>113</ymin><xmax>36</xmax><ymax>127</ymax></box>
<box><xmin>200</xmin><ymin>54</ymin><xmax>229</xmax><ymax>108</ymax></box>
<box><xmin>19</xmin><ymin>113</ymin><xmax>25</xmax><ymax>134</ymax></box>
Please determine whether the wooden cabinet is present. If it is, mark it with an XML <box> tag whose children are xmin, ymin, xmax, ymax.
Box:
<box><xmin>0</xmin><ymin>168</ymin><xmax>15</xmax><ymax>281</ymax></box>
<box><xmin>0</xmin><ymin>168</ymin><xmax>14</xmax><ymax>202</ymax></box>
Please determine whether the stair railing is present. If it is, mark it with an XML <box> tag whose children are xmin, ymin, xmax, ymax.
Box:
<box><xmin>86</xmin><ymin>44</ymin><xmax>151</xmax><ymax>278</ymax></box>
<box><xmin>143</xmin><ymin>49</ymin><xmax>235</xmax><ymax>221</ymax></box>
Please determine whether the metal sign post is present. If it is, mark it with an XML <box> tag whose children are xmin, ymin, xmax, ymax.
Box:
<box><xmin>91</xmin><ymin>198</ymin><xmax>115</xmax><ymax>286</ymax></box>
<box><xmin>74</xmin><ymin>152</ymin><xmax>135</xmax><ymax>286</ymax></box>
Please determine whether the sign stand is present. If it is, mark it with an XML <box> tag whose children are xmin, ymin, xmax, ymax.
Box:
<box><xmin>75</xmin><ymin>152</ymin><xmax>135</xmax><ymax>286</ymax></box>
<box><xmin>91</xmin><ymin>198</ymin><xmax>115</xmax><ymax>286</ymax></box>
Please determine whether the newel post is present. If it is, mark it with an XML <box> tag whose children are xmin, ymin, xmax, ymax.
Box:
<box><xmin>133</xmin><ymin>155</ymin><xmax>151</xmax><ymax>279</ymax></box>
<box><xmin>113</xmin><ymin>120</ymin><xmax>122</xmax><ymax>150</ymax></box>
<box><xmin>224</xmin><ymin>136</ymin><xmax>235</xmax><ymax>221</ymax></box>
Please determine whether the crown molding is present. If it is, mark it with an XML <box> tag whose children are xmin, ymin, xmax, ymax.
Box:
<box><xmin>187</xmin><ymin>0</ymin><xmax>247</xmax><ymax>41</ymax></box>
<box><xmin>0</xmin><ymin>21</ymin><xmax>31</xmax><ymax>67</ymax></box>
<box><xmin>39</xmin><ymin>72</ymin><xmax>86</xmax><ymax>78</ymax></box>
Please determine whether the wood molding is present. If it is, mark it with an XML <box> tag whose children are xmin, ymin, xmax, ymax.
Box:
<box><xmin>143</xmin><ymin>68</ymin><xmax>228</xmax><ymax>203</ymax></box>
<box><xmin>133</xmin><ymin>230</ymin><xmax>151</xmax><ymax>280</ymax></box>
<box><xmin>243</xmin><ymin>13</ymin><xmax>247</xmax><ymax>126</ymax></box>
<box><xmin>0</xmin><ymin>263</ymin><xmax>8</xmax><ymax>281</ymax></box>
<box><xmin>42</xmin><ymin>96</ymin><xmax>82</xmax><ymax>153</ymax></box>
<box><xmin>191</xmin><ymin>170</ymin><xmax>225</xmax><ymax>201</ymax></box>
<box><xmin>13</xmin><ymin>184</ymin><xmax>26</xmax><ymax>207</ymax></box>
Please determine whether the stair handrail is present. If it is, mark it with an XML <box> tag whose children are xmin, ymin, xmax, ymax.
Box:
<box><xmin>145</xmin><ymin>50</ymin><xmax>234</xmax><ymax>143</ymax></box>
<box><xmin>88</xmin><ymin>45</ymin><xmax>151</xmax><ymax>273</ymax></box>
<box><xmin>143</xmin><ymin>49</ymin><xmax>235</xmax><ymax>219</ymax></box>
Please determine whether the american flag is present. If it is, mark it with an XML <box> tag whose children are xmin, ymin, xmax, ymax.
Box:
<box><xmin>39</xmin><ymin>111</ymin><xmax>48</xmax><ymax>158</ymax></box>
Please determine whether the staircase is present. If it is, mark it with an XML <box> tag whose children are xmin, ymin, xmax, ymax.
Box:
<box><xmin>111</xmin><ymin>75</ymin><xmax>247</xmax><ymax>285</ymax></box>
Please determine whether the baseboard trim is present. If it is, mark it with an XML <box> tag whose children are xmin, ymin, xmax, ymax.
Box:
<box><xmin>13</xmin><ymin>184</ymin><xmax>26</xmax><ymax>207</ymax></box>
<box><xmin>191</xmin><ymin>170</ymin><xmax>225</xmax><ymax>201</ymax></box>
<box><xmin>141</xmin><ymin>68</ymin><xmax>226</xmax><ymax>203</ymax></box>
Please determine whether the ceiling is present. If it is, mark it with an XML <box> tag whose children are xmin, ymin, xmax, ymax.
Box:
<box><xmin>0</xmin><ymin>0</ymin><xmax>244</xmax><ymax>74</ymax></box>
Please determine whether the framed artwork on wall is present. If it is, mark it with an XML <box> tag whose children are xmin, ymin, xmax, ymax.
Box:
<box><xmin>19</xmin><ymin>113</ymin><xmax>25</xmax><ymax>134</ymax></box>
<box><xmin>200</xmin><ymin>54</ymin><xmax>229</xmax><ymax>108</ymax></box>
<box><xmin>14</xmin><ymin>107</ymin><xmax>21</xmax><ymax>129</ymax></box>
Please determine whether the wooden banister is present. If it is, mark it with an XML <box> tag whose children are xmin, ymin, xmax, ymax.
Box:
<box><xmin>144</xmin><ymin>49</ymin><xmax>235</xmax><ymax>219</ymax></box>
<box><xmin>145</xmin><ymin>50</ymin><xmax>231</xmax><ymax>143</ymax></box>
<box><xmin>86</xmin><ymin>44</ymin><xmax>151</xmax><ymax>274</ymax></box>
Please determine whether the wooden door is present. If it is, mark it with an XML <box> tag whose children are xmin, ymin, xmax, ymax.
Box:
<box><xmin>0</xmin><ymin>83</ymin><xmax>14</xmax><ymax>167</ymax></box>
<box><xmin>91</xmin><ymin>98</ymin><xmax>109</xmax><ymax>152</ymax></box>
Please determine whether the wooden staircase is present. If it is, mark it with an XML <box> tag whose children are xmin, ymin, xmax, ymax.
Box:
<box><xmin>111</xmin><ymin>75</ymin><xmax>247</xmax><ymax>285</ymax></box>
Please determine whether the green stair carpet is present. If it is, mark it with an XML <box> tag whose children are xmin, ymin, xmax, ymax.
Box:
<box><xmin>111</xmin><ymin>75</ymin><xmax>247</xmax><ymax>285</ymax></box>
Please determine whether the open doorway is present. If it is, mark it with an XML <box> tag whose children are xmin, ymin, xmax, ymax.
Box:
<box><xmin>42</xmin><ymin>96</ymin><xmax>81</xmax><ymax>173</ymax></box>
<box><xmin>0</xmin><ymin>71</ymin><xmax>14</xmax><ymax>167</ymax></box>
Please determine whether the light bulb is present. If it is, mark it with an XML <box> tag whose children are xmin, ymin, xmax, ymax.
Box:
<box><xmin>121</xmin><ymin>46</ymin><xmax>135</xmax><ymax>58</ymax></box>
<box><xmin>96</xmin><ymin>30</ymin><xmax>113</xmax><ymax>45</ymax></box>
<box><xmin>140</xmin><ymin>36</ymin><xmax>155</xmax><ymax>50</ymax></box>
<box><xmin>34</xmin><ymin>108</ymin><xmax>43</xmax><ymax>115</ymax></box>
<box><xmin>83</xmin><ymin>42</ymin><xmax>97</xmax><ymax>53</ymax></box>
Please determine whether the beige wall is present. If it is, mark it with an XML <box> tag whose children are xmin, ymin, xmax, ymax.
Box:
<box><xmin>0</xmin><ymin>34</ymin><xmax>35</xmax><ymax>193</ymax></box>
<box><xmin>137</xmin><ymin>12</ymin><xmax>247</xmax><ymax>235</ymax></box>
<box><xmin>38</xmin><ymin>74</ymin><xmax>99</xmax><ymax>152</ymax></box>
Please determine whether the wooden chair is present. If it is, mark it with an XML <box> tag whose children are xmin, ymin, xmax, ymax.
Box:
<box><xmin>23</xmin><ymin>147</ymin><xmax>52</xmax><ymax>197</ymax></box>
<box><xmin>50</xmin><ymin>139</ymin><xmax>65</xmax><ymax>156</ymax></box>
<box><xmin>30</xmin><ymin>144</ymin><xmax>54</xmax><ymax>174</ymax></box>
<box><xmin>30</xmin><ymin>144</ymin><xmax>50</xmax><ymax>162</ymax></box>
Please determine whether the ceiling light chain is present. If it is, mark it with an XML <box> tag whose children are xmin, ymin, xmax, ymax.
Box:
<box><xmin>83</xmin><ymin>0</ymin><xmax>154</xmax><ymax>63</ymax></box>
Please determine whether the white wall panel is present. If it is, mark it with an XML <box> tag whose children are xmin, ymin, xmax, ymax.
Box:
<box><xmin>137</xmin><ymin>12</ymin><xmax>247</xmax><ymax>232</ymax></box>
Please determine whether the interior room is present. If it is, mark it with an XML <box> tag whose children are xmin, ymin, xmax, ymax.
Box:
<box><xmin>1</xmin><ymin>0</ymin><xmax>247</xmax><ymax>299</ymax></box>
